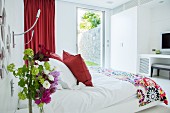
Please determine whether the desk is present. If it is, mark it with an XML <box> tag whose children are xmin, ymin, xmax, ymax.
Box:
<box><xmin>138</xmin><ymin>54</ymin><xmax>170</xmax><ymax>76</ymax></box>
<box><xmin>140</xmin><ymin>54</ymin><xmax>170</xmax><ymax>59</ymax></box>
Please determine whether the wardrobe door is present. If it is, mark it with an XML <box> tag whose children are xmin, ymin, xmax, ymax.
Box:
<box><xmin>111</xmin><ymin>13</ymin><xmax>124</xmax><ymax>71</ymax></box>
<box><xmin>111</xmin><ymin>7</ymin><xmax>137</xmax><ymax>73</ymax></box>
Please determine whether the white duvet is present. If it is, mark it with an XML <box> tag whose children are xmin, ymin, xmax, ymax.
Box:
<box><xmin>50</xmin><ymin>73</ymin><xmax>137</xmax><ymax>113</ymax></box>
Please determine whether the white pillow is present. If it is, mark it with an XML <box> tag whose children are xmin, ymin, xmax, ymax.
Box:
<box><xmin>48</xmin><ymin>58</ymin><xmax>77</xmax><ymax>89</ymax></box>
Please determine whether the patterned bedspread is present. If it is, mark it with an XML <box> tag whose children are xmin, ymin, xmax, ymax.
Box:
<box><xmin>89</xmin><ymin>67</ymin><xmax>168</xmax><ymax>107</ymax></box>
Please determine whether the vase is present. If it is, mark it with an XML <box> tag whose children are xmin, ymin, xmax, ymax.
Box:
<box><xmin>40</xmin><ymin>107</ymin><xmax>44</xmax><ymax>113</ymax></box>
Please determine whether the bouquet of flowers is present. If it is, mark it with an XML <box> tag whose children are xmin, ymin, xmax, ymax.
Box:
<box><xmin>7</xmin><ymin>48</ymin><xmax>59</xmax><ymax>113</ymax></box>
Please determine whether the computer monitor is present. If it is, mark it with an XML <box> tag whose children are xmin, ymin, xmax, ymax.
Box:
<box><xmin>162</xmin><ymin>32</ymin><xmax>170</xmax><ymax>50</ymax></box>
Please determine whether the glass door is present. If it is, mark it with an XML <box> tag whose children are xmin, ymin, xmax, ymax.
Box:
<box><xmin>77</xmin><ymin>8</ymin><xmax>105</xmax><ymax>67</ymax></box>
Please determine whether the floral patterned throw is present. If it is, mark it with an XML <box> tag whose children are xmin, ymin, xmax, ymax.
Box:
<box><xmin>89</xmin><ymin>67</ymin><xmax>168</xmax><ymax>107</ymax></box>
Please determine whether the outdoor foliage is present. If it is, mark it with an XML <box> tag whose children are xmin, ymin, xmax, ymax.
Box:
<box><xmin>85</xmin><ymin>61</ymin><xmax>99</xmax><ymax>66</ymax></box>
<box><xmin>80</xmin><ymin>12</ymin><xmax>101</xmax><ymax>30</ymax></box>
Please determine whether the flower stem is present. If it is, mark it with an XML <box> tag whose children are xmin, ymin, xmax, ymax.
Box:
<box><xmin>40</xmin><ymin>106</ymin><xmax>44</xmax><ymax>113</ymax></box>
<box><xmin>28</xmin><ymin>60</ymin><xmax>33</xmax><ymax>113</ymax></box>
<box><xmin>28</xmin><ymin>98</ymin><xmax>32</xmax><ymax>113</ymax></box>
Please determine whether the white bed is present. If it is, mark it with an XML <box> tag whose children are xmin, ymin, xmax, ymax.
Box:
<box><xmin>50</xmin><ymin>73</ymin><xmax>162</xmax><ymax>113</ymax></box>
<box><xmin>16</xmin><ymin>97</ymin><xmax>161</xmax><ymax>113</ymax></box>
<box><xmin>16</xmin><ymin>59</ymin><xmax>165</xmax><ymax>113</ymax></box>
<box><xmin>92</xmin><ymin>96</ymin><xmax>162</xmax><ymax>113</ymax></box>
<box><xmin>16</xmin><ymin>71</ymin><xmax>163</xmax><ymax>113</ymax></box>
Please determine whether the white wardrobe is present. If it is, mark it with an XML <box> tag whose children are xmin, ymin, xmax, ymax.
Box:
<box><xmin>110</xmin><ymin>7</ymin><xmax>138</xmax><ymax>74</ymax></box>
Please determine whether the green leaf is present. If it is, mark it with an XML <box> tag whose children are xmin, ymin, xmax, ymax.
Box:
<box><xmin>39</xmin><ymin>78</ymin><xmax>45</xmax><ymax>84</ymax></box>
<box><xmin>44</xmin><ymin>62</ymin><xmax>50</xmax><ymax>70</ymax></box>
<box><xmin>23</xmin><ymin>87</ymin><xmax>28</xmax><ymax>95</ymax></box>
<box><xmin>38</xmin><ymin>65</ymin><xmax>44</xmax><ymax>73</ymax></box>
<box><xmin>17</xmin><ymin>68</ymin><xmax>23</xmax><ymax>76</ymax></box>
<box><xmin>24</xmin><ymin>48</ymin><xmax>34</xmax><ymax>57</ymax></box>
<box><xmin>31</xmin><ymin>67</ymin><xmax>39</xmax><ymax>75</ymax></box>
<box><xmin>7</xmin><ymin>63</ymin><xmax>15</xmax><ymax>72</ymax></box>
<box><xmin>18</xmin><ymin>92</ymin><xmax>26</xmax><ymax>100</ymax></box>
<box><xmin>22</xmin><ymin>65</ymin><xmax>29</xmax><ymax>73</ymax></box>
<box><xmin>31</xmin><ymin>90</ymin><xmax>36</xmax><ymax>100</ymax></box>
<box><xmin>18</xmin><ymin>78</ymin><xmax>26</xmax><ymax>87</ymax></box>
<box><xmin>13</xmin><ymin>71</ymin><xmax>17</xmax><ymax>77</ymax></box>
<box><xmin>34</xmin><ymin>81</ymin><xmax>40</xmax><ymax>89</ymax></box>
<box><xmin>38</xmin><ymin>103</ymin><xmax>44</xmax><ymax>107</ymax></box>
<box><xmin>38</xmin><ymin>76</ymin><xmax>42</xmax><ymax>79</ymax></box>
<box><xmin>23</xmin><ymin>87</ymin><xmax>28</xmax><ymax>92</ymax></box>
<box><xmin>23</xmin><ymin>55</ymin><xmax>28</xmax><ymax>60</ymax></box>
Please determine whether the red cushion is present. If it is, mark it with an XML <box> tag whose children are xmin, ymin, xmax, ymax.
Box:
<box><xmin>50</xmin><ymin>52</ymin><xmax>62</xmax><ymax>62</ymax></box>
<box><xmin>63</xmin><ymin>51</ymin><xmax>93</xmax><ymax>86</ymax></box>
<box><xmin>63</xmin><ymin>50</ymin><xmax>72</xmax><ymax>59</ymax></box>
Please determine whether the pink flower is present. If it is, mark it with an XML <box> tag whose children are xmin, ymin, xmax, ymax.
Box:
<box><xmin>42</xmin><ymin>96</ymin><xmax>51</xmax><ymax>104</ymax></box>
<box><xmin>41</xmin><ymin>90</ymin><xmax>51</xmax><ymax>104</ymax></box>
<box><xmin>35</xmin><ymin>99</ymin><xmax>41</xmax><ymax>105</ymax></box>
<box><xmin>34</xmin><ymin>70</ymin><xmax>60</xmax><ymax>106</ymax></box>
<box><xmin>50</xmin><ymin>85</ymin><xmax>57</xmax><ymax>93</ymax></box>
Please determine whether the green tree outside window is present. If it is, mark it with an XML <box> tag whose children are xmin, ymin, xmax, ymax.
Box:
<box><xmin>80</xmin><ymin>12</ymin><xmax>101</xmax><ymax>30</ymax></box>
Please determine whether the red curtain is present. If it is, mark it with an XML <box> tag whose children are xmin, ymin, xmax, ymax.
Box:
<box><xmin>24</xmin><ymin>0</ymin><xmax>55</xmax><ymax>53</ymax></box>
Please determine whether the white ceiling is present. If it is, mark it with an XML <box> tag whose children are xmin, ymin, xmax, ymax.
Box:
<box><xmin>57</xmin><ymin>0</ymin><xmax>131</xmax><ymax>9</ymax></box>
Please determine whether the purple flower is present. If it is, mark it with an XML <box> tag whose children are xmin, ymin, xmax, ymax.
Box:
<box><xmin>50</xmin><ymin>87</ymin><xmax>56</xmax><ymax>93</ymax></box>
<box><xmin>50</xmin><ymin>84</ymin><xmax>57</xmax><ymax>93</ymax></box>
<box><xmin>50</xmin><ymin>71</ymin><xmax>60</xmax><ymax>77</ymax></box>
<box><xmin>41</xmin><ymin>90</ymin><xmax>51</xmax><ymax>104</ymax></box>
<box><xmin>34</xmin><ymin>70</ymin><xmax>59</xmax><ymax>106</ymax></box>
<box><xmin>42</xmin><ymin>96</ymin><xmax>51</xmax><ymax>104</ymax></box>
<box><xmin>35</xmin><ymin>99</ymin><xmax>41</xmax><ymax>105</ymax></box>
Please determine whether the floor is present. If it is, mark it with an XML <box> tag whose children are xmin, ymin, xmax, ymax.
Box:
<box><xmin>137</xmin><ymin>75</ymin><xmax>170</xmax><ymax>113</ymax></box>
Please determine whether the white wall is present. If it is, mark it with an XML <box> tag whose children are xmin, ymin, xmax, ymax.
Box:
<box><xmin>137</xmin><ymin>6</ymin><xmax>151</xmax><ymax>54</ymax></box>
<box><xmin>56</xmin><ymin>1</ymin><xmax>111</xmax><ymax>67</ymax></box>
<box><xmin>0</xmin><ymin>0</ymin><xmax>24</xmax><ymax>113</ymax></box>
<box><xmin>150</xmin><ymin>1</ymin><xmax>170</xmax><ymax>52</ymax></box>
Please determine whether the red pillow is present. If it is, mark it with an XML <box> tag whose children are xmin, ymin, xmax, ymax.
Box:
<box><xmin>63</xmin><ymin>50</ymin><xmax>71</xmax><ymax>59</ymax></box>
<box><xmin>63</xmin><ymin>51</ymin><xmax>93</xmax><ymax>87</ymax></box>
<box><xmin>50</xmin><ymin>52</ymin><xmax>62</xmax><ymax>62</ymax></box>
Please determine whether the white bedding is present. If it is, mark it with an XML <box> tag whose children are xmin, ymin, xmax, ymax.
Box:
<box><xmin>50</xmin><ymin>73</ymin><xmax>137</xmax><ymax>113</ymax></box>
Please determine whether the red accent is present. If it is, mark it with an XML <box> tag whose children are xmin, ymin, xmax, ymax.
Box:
<box><xmin>63</xmin><ymin>51</ymin><xmax>93</xmax><ymax>87</ymax></box>
<box><xmin>164</xmin><ymin>100</ymin><xmax>168</xmax><ymax>105</ymax></box>
<box><xmin>39</xmin><ymin>45</ymin><xmax>51</xmax><ymax>57</ymax></box>
<box><xmin>162</xmin><ymin>93</ymin><xmax>166</xmax><ymax>97</ymax></box>
<box><xmin>143</xmin><ymin>78</ymin><xmax>156</xmax><ymax>86</ymax></box>
<box><xmin>155</xmin><ymin>85</ymin><xmax>159</xmax><ymax>89</ymax></box>
<box><xmin>34</xmin><ymin>45</ymin><xmax>62</xmax><ymax>62</ymax></box>
<box><xmin>34</xmin><ymin>45</ymin><xmax>50</xmax><ymax>61</ymax></box>
<box><xmin>50</xmin><ymin>52</ymin><xmax>62</xmax><ymax>62</ymax></box>
<box><xmin>24</xmin><ymin>0</ymin><xmax>55</xmax><ymax>53</ymax></box>
<box><xmin>63</xmin><ymin>50</ymin><xmax>71</xmax><ymax>59</ymax></box>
